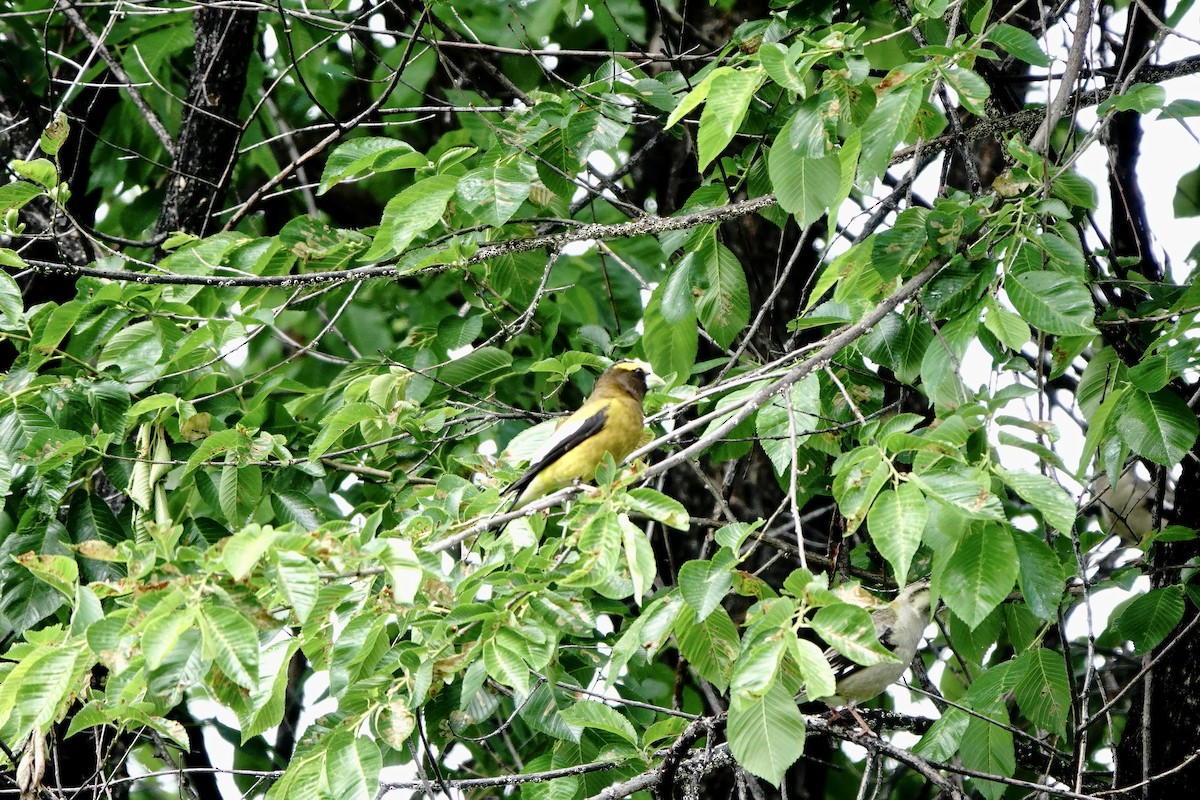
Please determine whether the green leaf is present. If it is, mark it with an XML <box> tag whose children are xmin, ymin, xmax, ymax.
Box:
<box><xmin>913</xmin><ymin>470</ymin><xmax>1004</xmax><ymax>520</ymax></box>
<box><xmin>961</xmin><ymin>712</ymin><xmax>1015</xmax><ymax>800</ymax></box>
<box><xmin>731</xmin><ymin>636</ymin><xmax>786</xmax><ymax>697</ymax></box>
<box><xmin>438</xmin><ymin>346</ymin><xmax>512</xmax><ymax>386</ymax></box>
<box><xmin>484</xmin><ymin>628</ymin><xmax>532</xmax><ymax>695</ymax></box>
<box><xmin>222</xmin><ymin>524</ymin><xmax>274</xmax><ymax>580</ymax></box>
<box><xmin>860</xmin><ymin>313</ymin><xmax>930</xmax><ymax>384</ymax></box>
<box><xmin>860</xmin><ymin>82</ymin><xmax>923</xmax><ymax>183</ymax></box>
<box><xmin>271</xmin><ymin>490</ymin><xmax>323</xmax><ymax>530</ymax></box>
<box><xmin>679</xmin><ymin>559</ymin><xmax>733</xmax><ymax>622</ymax></box>
<box><xmin>810</xmin><ymin>603</ymin><xmax>898</xmax><ymax>666</ymax></box>
<box><xmin>219</xmin><ymin>464</ymin><xmax>262</xmax><ymax>526</ymax></box>
<box><xmin>1099</xmin><ymin>83</ymin><xmax>1166</xmax><ymax>115</ymax></box>
<box><xmin>1173</xmin><ymin>166</ymin><xmax>1200</xmax><ymax>217</ymax></box>
<box><xmin>676</xmin><ymin>606</ymin><xmax>739</xmax><ymax>691</ymax></box>
<box><xmin>143</xmin><ymin>609</ymin><xmax>197</xmax><ymax>670</ymax></box>
<box><xmin>202</xmin><ymin>604</ymin><xmax>260</xmax><ymax>689</ymax></box>
<box><xmin>621</xmin><ymin>513</ymin><xmax>657</xmax><ymax>601</ymax></box>
<box><xmin>16</xmin><ymin>554</ymin><xmax>78</xmax><ymax>600</ymax></box>
<box><xmin>1012</xmin><ymin>648</ymin><xmax>1070</xmax><ymax>737</ymax></box>
<box><xmin>608</xmin><ymin>593</ymin><xmax>683</xmax><ymax>681</ymax></box>
<box><xmin>309</xmin><ymin>402</ymin><xmax>378</xmax><ymax>460</ymax></box>
<box><xmin>755</xmin><ymin>376</ymin><xmax>820</xmax><ymax>478</ymax></box>
<box><xmin>769</xmin><ymin>150</ymin><xmax>840</xmax><ymax>226</ymax></box>
<box><xmin>1052</xmin><ymin>171</ymin><xmax>1099</xmax><ymax>211</ymax></box>
<box><xmin>832</xmin><ymin>447</ymin><xmax>890</xmax><ymax>531</ymax></box>
<box><xmin>915</xmin><ymin>707</ymin><xmax>969</xmax><ymax>760</ymax></box>
<box><xmin>11</xmin><ymin>158</ymin><xmax>58</xmax><ymax>190</ymax></box>
<box><xmin>696</xmin><ymin>67</ymin><xmax>763</xmax><ymax>170</ymax></box>
<box><xmin>792</xmin><ymin>637</ymin><xmax>837</xmax><ymax>701</ymax></box>
<box><xmin>1114</xmin><ymin>586</ymin><xmax>1185</xmax><ymax>654</ymax></box>
<box><xmin>363</xmin><ymin>173</ymin><xmax>459</xmax><ymax>261</ymax></box>
<box><xmin>759</xmin><ymin>43</ymin><xmax>815</xmax><ymax>94</ymax></box>
<box><xmin>727</xmin><ymin>682</ymin><xmax>806</xmax><ymax>787</ymax></box>
<box><xmin>97</xmin><ymin>320</ymin><xmax>165</xmax><ymax>383</ymax></box>
<box><xmin>1005</xmin><ymin>271</ymin><xmax>1097</xmax><ymax>335</ymax></box>
<box><xmin>939</xmin><ymin>523</ymin><xmax>1019</xmax><ymax>629</ymax></box>
<box><xmin>665</xmin><ymin>66</ymin><xmax>722</xmax><ymax>129</ymax></box>
<box><xmin>695</xmin><ymin>234</ymin><xmax>750</xmax><ymax>348</ymax></box>
<box><xmin>324</xmin><ymin>732</ymin><xmax>382</xmax><ymax>800</ymax></box>
<box><xmin>982</xmin><ymin>303</ymin><xmax>1029</xmax><ymax>351</ymax></box>
<box><xmin>456</xmin><ymin>159</ymin><xmax>535</xmax><ymax>227</ymax></box>
<box><xmin>778</xmin><ymin>96</ymin><xmax>831</xmax><ymax>160</ymax></box>
<box><xmin>0</xmin><ymin>181</ymin><xmax>44</xmax><ymax>214</ymax></box>
<box><xmin>266</xmin><ymin>753</ymin><xmax>322</xmax><ymax>800</ymax></box>
<box><xmin>872</xmin><ymin>208</ymin><xmax>928</xmax><ymax>279</ymax></box>
<box><xmin>643</xmin><ymin>280</ymin><xmax>698</xmax><ymax>381</ymax></box>
<box><xmin>988</xmin><ymin>24</ymin><xmax>1050</xmax><ymax>66</ymax></box>
<box><xmin>995</xmin><ymin>468</ymin><xmax>1076</xmax><ymax>532</ymax></box>
<box><xmin>868</xmin><ymin>482</ymin><xmax>927</xmax><ymax>583</ymax></box>
<box><xmin>1010</xmin><ymin>527</ymin><xmax>1064</xmax><ymax>622</ymax></box>
<box><xmin>942</xmin><ymin>68</ymin><xmax>990</xmax><ymax>116</ymax></box>
<box><xmin>559</xmin><ymin>701</ymin><xmax>638</xmax><ymax>745</ymax></box>
<box><xmin>1115</xmin><ymin>388</ymin><xmax>1199</xmax><ymax>466</ymax></box>
<box><xmin>273</xmin><ymin>550</ymin><xmax>321</xmax><ymax>623</ymax></box>
<box><xmin>318</xmin><ymin>137</ymin><xmax>428</xmax><ymax>194</ymax></box>
<box><xmin>625</xmin><ymin>488</ymin><xmax>690</xmax><ymax>530</ymax></box>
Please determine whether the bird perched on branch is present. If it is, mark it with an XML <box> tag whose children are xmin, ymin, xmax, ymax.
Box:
<box><xmin>1091</xmin><ymin>467</ymin><xmax>1173</xmax><ymax>547</ymax></box>
<box><xmin>502</xmin><ymin>359</ymin><xmax>662</xmax><ymax>510</ymax></box>
<box><xmin>810</xmin><ymin>581</ymin><xmax>934</xmax><ymax>710</ymax></box>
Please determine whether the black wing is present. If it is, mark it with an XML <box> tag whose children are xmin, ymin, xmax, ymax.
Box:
<box><xmin>502</xmin><ymin>404</ymin><xmax>609</xmax><ymax>501</ymax></box>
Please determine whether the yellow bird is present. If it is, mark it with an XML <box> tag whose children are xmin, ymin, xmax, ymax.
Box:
<box><xmin>503</xmin><ymin>360</ymin><xmax>662</xmax><ymax>510</ymax></box>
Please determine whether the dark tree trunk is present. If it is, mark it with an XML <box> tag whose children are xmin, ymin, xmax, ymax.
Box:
<box><xmin>156</xmin><ymin>6</ymin><xmax>258</xmax><ymax>239</ymax></box>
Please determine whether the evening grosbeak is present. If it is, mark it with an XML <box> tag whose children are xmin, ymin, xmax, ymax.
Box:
<box><xmin>503</xmin><ymin>360</ymin><xmax>662</xmax><ymax>510</ymax></box>
<box><xmin>808</xmin><ymin>581</ymin><xmax>933</xmax><ymax>708</ymax></box>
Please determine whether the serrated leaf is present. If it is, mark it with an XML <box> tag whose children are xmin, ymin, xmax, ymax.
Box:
<box><xmin>811</xmin><ymin>603</ymin><xmax>897</xmax><ymax>666</ymax></box>
<box><xmin>624</xmin><ymin>488</ymin><xmax>689</xmax><ymax>530</ymax></box>
<box><xmin>988</xmin><ymin>23</ymin><xmax>1050</xmax><ymax>66</ymax></box>
<box><xmin>202</xmin><ymin>604</ymin><xmax>259</xmax><ymax>689</ymax></box>
<box><xmin>727</xmin><ymin>682</ymin><xmax>806</xmax><ymax>787</ymax></box>
<box><xmin>318</xmin><ymin>137</ymin><xmax>427</xmax><ymax>194</ymax></box>
<box><xmin>1114</xmin><ymin>586</ymin><xmax>1185</xmax><ymax>654</ymax></box>
<box><xmin>695</xmin><ymin>235</ymin><xmax>750</xmax><ymax>348</ymax></box>
<box><xmin>1012</xmin><ymin>648</ymin><xmax>1070</xmax><ymax>737</ymax></box>
<box><xmin>219</xmin><ymin>464</ymin><xmax>262</xmax><ymax>526</ymax></box>
<box><xmin>559</xmin><ymin>701</ymin><xmax>638</xmax><ymax>745</ymax></box>
<box><xmin>860</xmin><ymin>82</ymin><xmax>922</xmax><ymax>183</ymax></box>
<box><xmin>309</xmin><ymin>403</ymin><xmax>378</xmax><ymax>460</ymax></box>
<box><xmin>679</xmin><ymin>559</ymin><xmax>733</xmax><ymax>622</ymax></box>
<box><xmin>1006</xmin><ymin>271</ymin><xmax>1097</xmax><ymax>335</ymax></box>
<box><xmin>868</xmin><ymin>482</ymin><xmax>927</xmax><ymax>583</ymax></box>
<box><xmin>676</xmin><ymin>606</ymin><xmax>739</xmax><ymax>691</ymax></box>
<box><xmin>1010</xmin><ymin>527</ymin><xmax>1064</xmax><ymax>622</ymax></box>
<box><xmin>940</xmin><ymin>524</ymin><xmax>1019</xmax><ymax>628</ymax></box>
<box><xmin>456</xmin><ymin>160</ymin><xmax>535</xmax><ymax>227</ymax></box>
<box><xmin>363</xmin><ymin>173</ymin><xmax>459</xmax><ymax>261</ymax></box>
<box><xmin>913</xmin><ymin>471</ymin><xmax>1004</xmax><ymax>520</ymax></box>
<box><xmin>769</xmin><ymin>149</ymin><xmax>840</xmax><ymax>226</ymax></box>
<box><xmin>995</xmin><ymin>468</ymin><xmax>1075</xmax><ymax>532</ymax></box>
<box><xmin>696</xmin><ymin>67</ymin><xmax>762</xmax><ymax>170</ymax></box>
<box><xmin>961</xmin><ymin>712</ymin><xmax>1015</xmax><ymax>800</ymax></box>
<box><xmin>1115</xmin><ymin>388</ymin><xmax>1199</xmax><ymax>466</ymax></box>
<box><xmin>324</xmin><ymin>732</ymin><xmax>381</xmax><ymax>800</ymax></box>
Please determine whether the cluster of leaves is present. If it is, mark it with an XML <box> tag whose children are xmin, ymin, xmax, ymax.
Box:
<box><xmin>2</xmin><ymin>0</ymin><xmax>1199</xmax><ymax>799</ymax></box>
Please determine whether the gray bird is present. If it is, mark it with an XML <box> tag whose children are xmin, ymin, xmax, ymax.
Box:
<box><xmin>1091</xmin><ymin>468</ymin><xmax>1172</xmax><ymax>547</ymax></box>
<box><xmin>809</xmin><ymin>581</ymin><xmax>934</xmax><ymax>708</ymax></box>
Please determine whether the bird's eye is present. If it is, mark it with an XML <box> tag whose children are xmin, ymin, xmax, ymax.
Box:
<box><xmin>634</xmin><ymin>369</ymin><xmax>645</xmax><ymax>378</ymax></box>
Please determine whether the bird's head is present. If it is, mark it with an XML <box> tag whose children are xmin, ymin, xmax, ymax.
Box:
<box><xmin>894</xmin><ymin>580</ymin><xmax>933</xmax><ymax>619</ymax></box>
<box><xmin>601</xmin><ymin>359</ymin><xmax>664</xmax><ymax>403</ymax></box>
